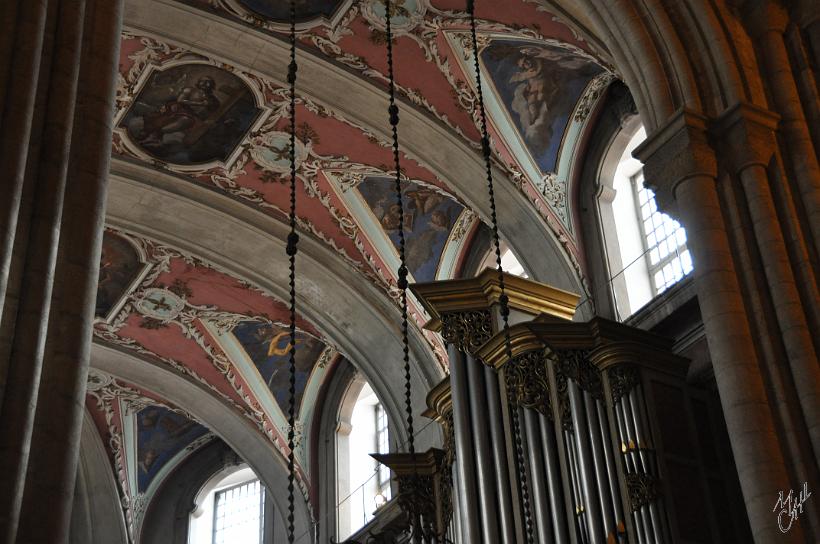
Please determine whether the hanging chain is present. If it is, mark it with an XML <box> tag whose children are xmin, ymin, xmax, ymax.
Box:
<box><xmin>467</xmin><ymin>1</ymin><xmax>534</xmax><ymax>542</ymax></box>
<box><xmin>286</xmin><ymin>0</ymin><xmax>299</xmax><ymax>542</ymax></box>
<box><xmin>383</xmin><ymin>0</ymin><xmax>415</xmax><ymax>460</ymax></box>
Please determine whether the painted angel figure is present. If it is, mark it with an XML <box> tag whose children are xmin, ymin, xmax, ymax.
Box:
<box><xmin>509</xmin><ymin>46</ymin><xmax>593</xmax><ymax>153</ymax></box>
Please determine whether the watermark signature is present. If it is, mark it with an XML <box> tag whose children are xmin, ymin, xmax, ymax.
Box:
<box><xmin>773</xmin><ymin>482</ymin><xmax>812</xmax><ymax>533</ymax></box>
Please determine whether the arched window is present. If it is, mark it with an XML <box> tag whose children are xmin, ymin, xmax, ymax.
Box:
<box><xmin>600</xmin><ymin>127</ymin><xmax>693</xmax><ymax>318</ymax></box>
<box><xmin>335</xmin><ymin>380</ymin><xmax>391</xmax><ymax>540</ymax></box>
<box><xmin>188</xmin><ymin>466</ymin><xmax>266</xmax><ymax>544</ymax></box>
<box><xmin>477</xmin><ymin>240</ymin><xmax>528</xmax><ymax>278</ymax></box>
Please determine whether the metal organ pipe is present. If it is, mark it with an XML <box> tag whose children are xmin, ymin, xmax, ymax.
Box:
<box><xmin>446</xmin><ymin>344</ymin><xmax>480</xmax><ymax>541</ymax></box>
<box><xmin>466</xmin><ymin>353</ymin><xmax>501</xmax><ymax>543</ymax></box>
<box><xmin>539</xmin><ymin>413</ymin><xmax>570</xmax><ymax>543</ymax></box>
<box><xmin>523</xmin><ymin>408</ymin><xmax>554</xmax><ymax>543</ymax></box>
<box><xmin>485</xmin><ymin>366</ymin><xmax>516</xmax><ymax>544</ymax></box>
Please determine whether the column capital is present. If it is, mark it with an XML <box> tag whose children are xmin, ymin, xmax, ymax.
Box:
<box><xmin>712</xmin><ymin>101</ymin><xmax>781</xmax><ymax>174</ymax></box>
<box><xmin>632</xmin><ymin>108</ymin><xmax>716</xmax><ymax>215</ymax></box>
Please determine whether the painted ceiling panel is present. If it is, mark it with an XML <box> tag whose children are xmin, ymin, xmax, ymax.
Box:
<box><xmin>232</xmin><ymin>322</ymin><xmax>327</xmax><ymax>416</ymax></box>
<box><xmin>355</xmin><ymin>176</ymin><xmax>465</xmax><ymax>282</ymax></box>
<box><xmin>121</xmin><ymin>63</ymin><xmax>262</xmax><ymax>165</ymax></box>
<box><xmin>136</xmin><ymin>406</ymin><xmax>209</xmax><ymax>492</ymax></box>
<box><xmin>85</xmin><ymin>371</ymin><xmax>216</xmax><ymax>541</ymax></box>
<box><xmin>481</xmin><ymin>40</ymin><xmax>603</xmax><ymax>173</ymax></box>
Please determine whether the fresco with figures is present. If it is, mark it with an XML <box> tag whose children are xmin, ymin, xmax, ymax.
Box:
<box><xmin>121</xmin><ymin>64</ymin><xmax>260</xmax><ymax>165</ymax></box>
<box><xmin>232</xmin><ymin>322</ymin><xmax>326</xmax><ymax>414</ymax></box>
<box><xmin>482</xmin><ymin>41</ymin><xmax>603</xmax><ymax>173</ymax></box>
<box><xmin>238</xmin><ymin>0</ymin><xmax>345</xmax><ymax>22</ymax></box>
<box><xmin>136</xmin><ymin>406</ymin><xmax>208</xmax><ymax>492</ymax></box>
<box><xmin>96</xmin><ymin>232</ymin><xmax>143</xmax><ymax>318</ymax></box>
<box><xmin>356</xmin><ymin>177</ymin><xmax>464</xmax><ymax>283</ymax></box>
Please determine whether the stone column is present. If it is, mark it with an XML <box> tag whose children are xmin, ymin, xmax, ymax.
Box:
<box><xmin>0</xmin><ymin>0</ymin><xmax>124</xmax><ymax>541</ymax></box>
<box><xmin>0</xmin><ymin>0</ymin><xmax>86</xmax><ymax>539</ymax></box>
<box><xmin>0</xmin><ymin>0</ymin><xmax>50</xmax><ymax>397</ymax></box>
<box><xmin>635</xmin><ymin>110</ymin><xmax>803</xmax><ymax>543</ymax></box>
<box><xmin>744</xmin><ymin>0</ymin><xmax>820</xmax><ymax>258</ymax></box>
<box><xmin>718</xmin><ymin>104</ymin><xmax>820</xmax><ymax>460</ymax></box>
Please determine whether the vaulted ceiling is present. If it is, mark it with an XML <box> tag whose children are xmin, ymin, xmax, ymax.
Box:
<box><xmin>91</xmin><ymin>0</ymin><xmax>616</xmax><ymax>537</ymax></box>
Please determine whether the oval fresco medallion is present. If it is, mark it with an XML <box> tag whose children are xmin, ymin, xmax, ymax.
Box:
<box><xmin>135</xmin><ymin>288</ymin><xmax>185</xmax><ymax>321</ymax></box>
<box><xmin>248</xmin><ymin>130</ymin><xmax>308</xmax><ymax>174</ymax></box>
<box><xmin>235</xmin><ymin>0</ymin><xmax>346</xmax><ymax>23</ymax></box>
<box><xmin>121</xmin><ymin>64</ymin><xmax>261</xmax><ymax>166</ymax></box>
<box><xmin>362</xmin><ymin>0</ymin><xmax>425</xmax><ymax>32</ymax></box>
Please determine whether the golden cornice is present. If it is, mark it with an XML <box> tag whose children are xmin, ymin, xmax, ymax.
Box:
<box><xmin>476</xmin><ymin>322</ymin><xmax>549</xmax><ymax>370</ymax></box>
<box><xmin>590</xmin><ymin>341</ymin><xmax>688</xmax><ymax>377</ymax></box>
<box><xmin>475</xmin><ymin>316</ymin><xmax>689</xmax><ymax>375</ymax></box>
<box><xmin>410</xmin><ymin>269</ymin><xmax>579</xmax><ymax>332</ymax></box>
<box><xmin>422</xmin><ymin>377</ymin><xmax>452</xmax><ymax>422</ymax></box>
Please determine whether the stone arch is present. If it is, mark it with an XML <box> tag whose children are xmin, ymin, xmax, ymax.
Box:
<box><xmin>91</xmin><ymin>343</ymin><xmax>315</xmax><ymax>542</ymax></box>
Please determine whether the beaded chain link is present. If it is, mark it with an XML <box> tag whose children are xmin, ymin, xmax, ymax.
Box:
<box><xmin>466</xmin><ymin>1</ymin><xmax>535</xmax><ymax>542</ymax></box>
<box><xmin>286</xmin><ymin>0</ymin><xmax>299</xmax><ymax>541</ymax></box>
<box><xmin>383</xmin><ymin>0</ymin><xmax>416</xmax><ymax>460</ymax></box>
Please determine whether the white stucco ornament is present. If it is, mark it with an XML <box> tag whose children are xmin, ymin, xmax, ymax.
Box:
<box><xmin>135</xmin><ymin>288</ymin><xmax>185</xmax><ymax>321</ymax></box>
<box><xmin>248</xmin><ymin>130</ymin><xmax>308</xmax><ymax>174</ymax></box>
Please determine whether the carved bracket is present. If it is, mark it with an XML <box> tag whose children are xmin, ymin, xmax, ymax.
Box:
<box><xmin>505</xmin><ymin>350</ymin><xmax>552</xmax><ymax>418</ymax></box>
<box><xmin>608</xmin><ymin>364</ymin><xmax>640</xmax><ymax>404</ymax></box>
<box><xmin>439</xmin><ymin>310</ymin><xmax>492</xmax><ymax>354</ymax></box>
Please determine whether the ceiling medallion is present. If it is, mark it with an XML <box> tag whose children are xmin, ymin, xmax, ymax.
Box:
<box><xmin>362</xmin><ymin>0</ymin><xmax>426</xmax><ymax>33</ymax></box>
<box><xmin>135</xmin><ymin>288</ymin><xmax>185</xmax><ymax>321</ymax></box>
<box><xmin>248</xmin><ymin>130</ymin><xmax>308</xmax><ymax>174</ymax></box>
<box><xmin>87</xmin><ymin>369</ymin><xmax>114</xmax><ymax>392</ymax></box>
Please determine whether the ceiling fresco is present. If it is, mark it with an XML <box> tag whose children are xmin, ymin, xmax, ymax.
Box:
<box><xmin>232</xmin><ymin>322</ymin><xmax>327</xmax><ymax>416</ymax></box>
<box><xmin>90</xmin><ymin>230</ymin><xmax>340</xmax><ymax>535</ymax></box>
<box><xmin>135</xmin><ymin>406</ymin><xmax>209</xmax><ymax>492</ymax></box>
<box><xmin>97</xmin><ymin>232</ymin><xmax>148</xmax><ymax>319</ymax></box>
<box><xmin>121</xmin><ymin>63</ymin><xmax>262</xmax><ymax>165</ymax></box>
<box><xmin>85</xmin><ymin>370</ymin><xmax>215</xmax><ymax>540</ymax></box>
<box><xmin>117</xmin><ymin>0</ymin><xmax>611</xmax><ymax>292</ymax></box>
<box><xmin>481</xmin><ymin>41</ymin><xmax>604</xmax><ymax>173</ymax></box>
<box><xmin>355</xmin><ymin>176</ymin><xmax>466</xmax><ymax>282</ymax></box>
<box><xmin>92</xmin><ymin>230</ymin><xmax>329</xmax><ymax>462</ymax></box>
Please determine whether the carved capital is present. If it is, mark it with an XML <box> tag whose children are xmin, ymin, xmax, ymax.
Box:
<box><xmin>633</xmin><ymin>109</ymin><xmax>716</xmax><ymax>218</ymax></box>
<box><xmin>505</xmin><ymin>350</ymin><xmax>553</xmax><ymax>418</ymax></box>
<box><xmin>439</xmin><ymin>310</ymin><xmax>493</xmax><ymax>354</ymax></box>
<box><xmin>712</xmin><ymin>102</ymin><xmax>780</xmax><ymax>174</ymax></box>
